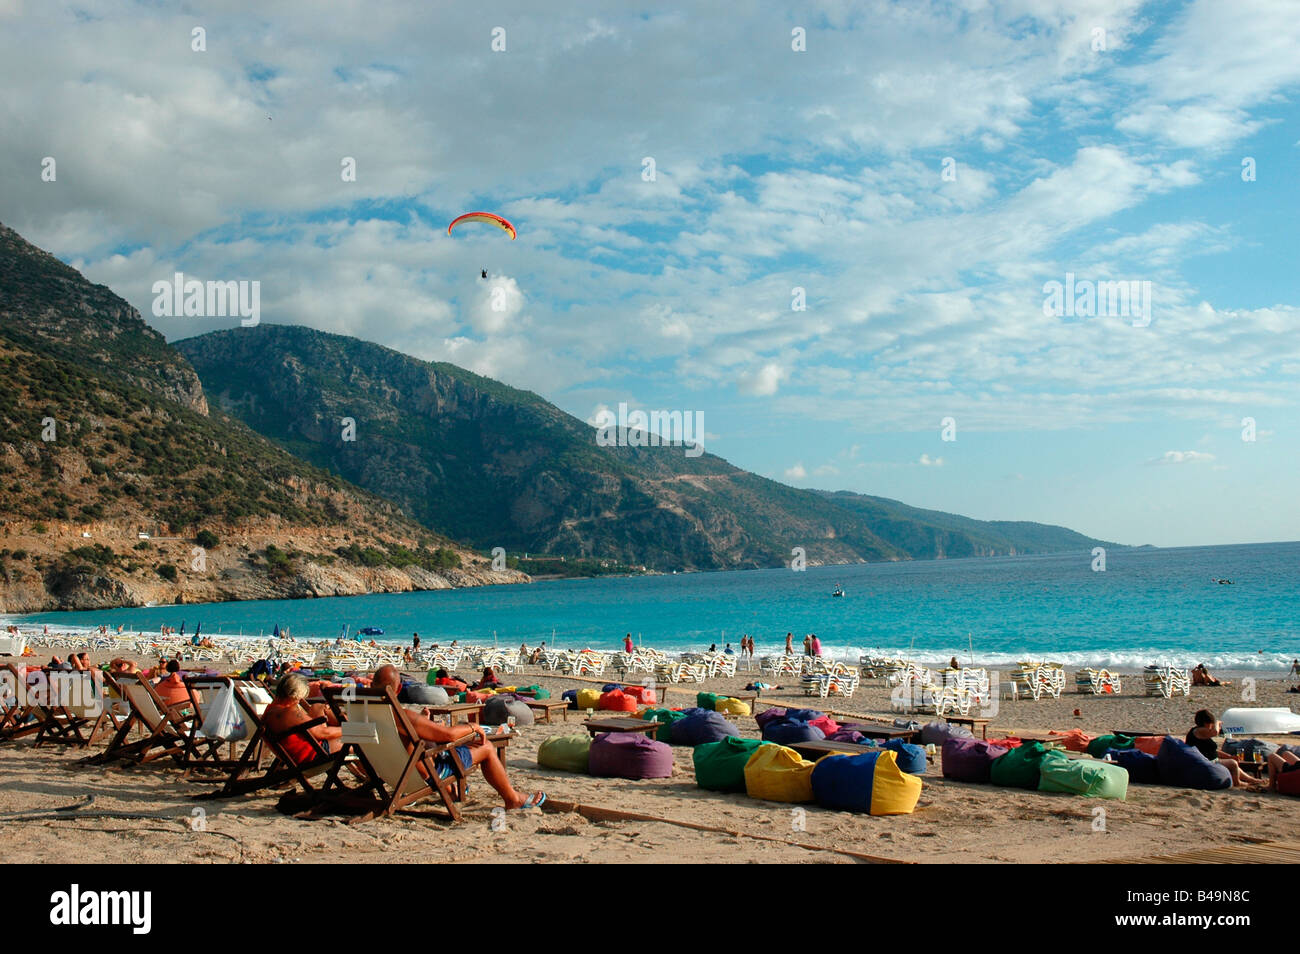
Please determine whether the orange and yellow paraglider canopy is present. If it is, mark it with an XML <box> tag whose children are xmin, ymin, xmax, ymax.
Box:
<box><xmin>447</xmin><ymin>211</ymin><xmax>516</xmax><ymax>240</ymax></box>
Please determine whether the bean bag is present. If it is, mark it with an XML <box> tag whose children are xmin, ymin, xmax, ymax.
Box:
<box><xmin>562</xmin><ymin>689</ymin><xmax>578</xmax><ymax>707</ymax></box>
<box><xmin>808</xmin><ymin>715</ymin><xmax>840</xmax><ymax>737</ymax></box>
<box><xmin>893</xmin><ymin>719</ymin><xmax>921</xmax><ymax>731</ymax></box>
<box><xmin>715</xmin><ymin>697</ymin><xmax>751</xmax><ymax>716</ymax></box>
<box><xmin>602</xmin><ymin>683</ymin><xmax>623</xmax><ymax>693</ymax></box>
<box><xmin>641</xmin><ymin>707</ymin><xmax>686</xmax><ymax>743</ymax></box>
<box><xmin>576</xmin><ymin>688</ymin><xmax>603</xmax><ymax>711</ymax></box>
<box><xmin>670</xmin><ymin>710</ymin><xmax>740</xmax><ymax>746</ymax></box>
<box><xmin>1224</xmin><ymin>738</ymin><xmax>1279</xmax><ymax>760</ymax></box>
<box><xmin>588</xmin><ymin>732</ymin><xmax>674</xmax><ymax>780</ymax></box>
<box><xmin>811</xmin><ymin>749</ymin><xmax>923</xmax><ymax>815</ymax></box>
<box><xmin>1277</xmin><ymin>766</ymin><xmax>1300</xmax><ymax>797</ymax></box>
<box><xmin>883</xmin><ymin>738</ymin><xmax>927</xmax><ymax>775</ymax></box>
<box><xmin>921</xmin><ymin>721</ymin><xmax>973</xmax><ymax>746</ymax></box>
<box><xmin>1048</xmin><ymin>729</ymin><xmax>1091</xmax><ymax>752</ymax></box>
<box><xmin>942</xmin><ymin>738</ymin><xmax>1010</xmax><ymax>784</ymax></box>
<box><xmin>744</xmin><ymin>744</ymin><xmax>816</xmax><ymax>803</ymax></box>
<box><xmin>826</xmin><ymin>729</ymin><xmax>866</xmax><ymax>744</ymax></box>
<box><xmin>762</xmin><ymin>718</ymin><xmax>826</xmax><ymax>745</ymax></box>
<box><xmin>694</xmin><ymin>737</ymin><xmax>767</xmax><ymax>792</ymax></box>
<box><xmin>401</xmin><ymin>683</ymin><xmax>451</xmax><ymax>706</ymax></box>
<box><xmin>1109</xmin><ymin>748</ymin><xmax>1160</xmax><ymax>784</ymax></box>
<box><xmin>482</xmin><ymin>696</ymin><xmax>534</xmax><ymax>726</ymax></box>
<box><xmin>1156</xmin><ymin>736</ymin><xmax>1232</xmax><ymax>790</ymax></box>
<box><xmin>786</xmin><ymin>708</ymin><xmax>825</xmax><ymax>723</ymax></box>
<box><xmin>990</xmin><ymin>741</ymin><xmax>1048</xmax><ymax>789</ymax></box>
<box><xmin>754</xmin><ymin>707</ymin><xmax>787</xmax><ymax>729</ymax></box>
<box><xmin>1132</xmin><ymin>735</ymin><xmax>1164</xmax><ymax>756</ymax></box>
<box><xmin>624</xmin><ymin>685</ymin><xmax>655</xmax><ymax>705</ymax></box>
<box><xmin>696</xmin><ymin>691</ymin><xmax>724</xmax><ymax>711</ymax></box>
<box><xmin>1038</xmin><ymin>750</ymin><xmax>1129</xmax><ymax>799</ymax></box>
<box><xmin>435</xmin><ymin>677</ymin><xmax>468</xmax><ymax>692</ymax></box>
<box><xmin>462</xmin><ymin>690</ymin><xmax>489</xmax><ymax>704</ymax></box>
<box><xmin>537</xmin><ymin>733</ymin><xmax>592</xmax><ymax>773</ymax></box>
<box><xmin>524</xmin><ymin>684</ymin><xmax>552</xmax><ymax>700</ymax></box>
<box><xmin>1086</xmin><ymin>734</ymin><xmax>1133</xmax><ymax>759</ymax></box>
<box><xmin>599</xmin><ymin>689</ymin><xmax>639</xmax><ymax>712</ymax></box>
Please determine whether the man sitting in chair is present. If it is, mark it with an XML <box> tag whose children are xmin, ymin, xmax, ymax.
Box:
<box><xmin>372</xmin><ymin>666</ymin><xmax>544</xmax><ymax>810</ymax></box>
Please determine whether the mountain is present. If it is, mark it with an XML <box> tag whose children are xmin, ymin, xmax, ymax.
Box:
<box><xmin>176</xmin><ymin>325</ymin><xmax>1113</xmax><ymax>570</ymax></box>
<box><xmin>0</xmin><ymin>224</ymin><xmax>525</xmax><ymax>612</ymax></box>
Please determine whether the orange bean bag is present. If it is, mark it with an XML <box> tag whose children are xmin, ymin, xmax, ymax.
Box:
<box><xmin>1133</xmin><ymin>735</ymin><xmax>1164</xmax><ymax>756</ymax></box>
<box><xmin>599</xmin><ymin>689</ymin><xmax>639</xmax><ymax>712</ymax></box>
<box><xmin>1048</xmin><ymin>728</ymin><xmax>1092</xmax><ymax>752</ymax></box>
<box><xmin>625</xmin><ymin>685</ymin><xmax>657</xmax><ymax>705</ymax></box>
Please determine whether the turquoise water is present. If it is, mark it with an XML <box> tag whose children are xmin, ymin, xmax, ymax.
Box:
<box><xmin>14</xmin><ymin>542</ymin><xmax>1300</xmax><ymax>672</ymax></box>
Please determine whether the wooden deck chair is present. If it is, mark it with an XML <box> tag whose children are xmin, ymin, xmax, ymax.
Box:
<box><xmin>82</xmin><ymin>674</ymin><xmax>196</xmax><ymax>766</ymax></box>
<box><xmin>0</xmin><ymin>663</ymin><xmax>46</xmax><ymax>742</ymax></box>
<box><xmin>33</xmin><ymin>669</ymin><xmax>112</xmax><ymax>748</ymax></box>
<box><xmin>317</xmin><ymin>685</ymin><xmax>506</xmax><ymax>824</ymax></box>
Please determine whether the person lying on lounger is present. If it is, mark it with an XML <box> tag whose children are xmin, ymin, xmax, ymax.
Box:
<box><xmin>372</xmin><ymin>666</ymin><xmax>544</xmax><ymax>810</ymax></box>
<box><xmin>1187</xmin><ymin>709</ymin><xmax>1265</xmax><ymax>789</ymax></box>
<box><xmin>264</xmin><ymin>673</ymin><xmax>343</xmax><ymax>761</ymax></box>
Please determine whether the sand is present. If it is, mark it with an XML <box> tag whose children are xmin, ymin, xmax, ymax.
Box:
<box><xmin>3</xmin><ymin>652</ymin><xmax>1299</xmax><ymax>864</ymax></box>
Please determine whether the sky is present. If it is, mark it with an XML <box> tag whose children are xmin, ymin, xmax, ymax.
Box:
<box><xmin>1</xmin><ymin>0</ymin><xmax>1298</xmax><ymax>548</ymax></box>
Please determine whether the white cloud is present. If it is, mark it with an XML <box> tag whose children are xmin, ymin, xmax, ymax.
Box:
<box><xmin>1148</xmin><ymin>450</ymin><xmax>1216</xmax><ymax>465</ymax></box>
<box><xmin>737</xmin><ymin>362</ymin><xmax>786</xmax><ymax>397</ymax></box>
<box><xmin>919</xmin><ymin>454</ymin><xmax>945</xmax><ymax>467</ymax></box>
<box><xmin>783</xmin><ymin>462</ymin><xmax>807</xmax><ymax>481</ymax></box>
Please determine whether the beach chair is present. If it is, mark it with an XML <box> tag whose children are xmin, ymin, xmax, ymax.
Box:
<box><xmin>83</xmin><ymin>673</ymin><xmax>226</xmax><ymax>768</ymax></box>
<box><xmin>317</xmin><ymin>685</ymin><xmax>507</xmax><ymax>824</ymax></box>
<box><xmin>0</xmin><ymin>663</ymin><xmax>45</xmax><ymax>742</ymax></box>
<box><xmin>33</xmin><ymin>669</ymin><xmax>113</xmax><ymax>748</ymax></box>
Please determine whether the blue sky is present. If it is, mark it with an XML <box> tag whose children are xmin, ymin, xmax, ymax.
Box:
<box><xmin>1</xmin><ymin>0</ymin><xmax>1298</xmax><ymax>547</ymax></box>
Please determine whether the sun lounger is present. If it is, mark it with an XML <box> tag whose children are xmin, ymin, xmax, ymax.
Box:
<box><xmin>33</xmin><ymin>669</ymin><xmax>113</xmax><ymax>748</ymax></box>
<box><xmin>82</xmin><ymin>673</ymin><xmax>229</xmax><ymax>769</ymax></box>
<box><xmin>0</xmin><ymin>664</ymin><xmax>46</xmax><ymax>742</ymax></box>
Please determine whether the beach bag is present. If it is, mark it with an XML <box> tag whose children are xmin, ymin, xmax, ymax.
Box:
<box><xmin>694</xmin><ymin>737</ymin><xmax>767</xmax><ymax>792</ymax></box>
<box><xmin>942</xmin><ymin>738</ymin><xmax>1010</xmax><ymax>784</ymax></box>
<box><xmin>715</xmin><ymin>697</ymin><xmax>751</xmax><ymax>716</ymax></box>
<box><xmin>744</xmin><ymin>744</ymin><xmax>816</xmax><ymax>803</ymax></box>
<box><xmin>990</xmin><ymin>741</ymin><xmax>1047</xmax><ymax>789</ymax></box>
<box><xmin>482</xmin><ymin>696</ymin><xmax>534</xmax><ymax>727</ymax></box>
<box><xmin>641</xmin><ymin>708</ymin><xmax>686</xmax><ymax>743</ymax></box>
<box><xmin>599</xmin><ymin>689</ymin><xmax>639</xmax><ymax>712</ymax></box>
<box><xmin>1038</xmin><ymin>750</ymin><xmax>1129</xmax><ymax>799</ymax></box>
<box><xmin>670</xmin><ymin>710</ymin><xmax>740</xmax><ymax>746</ymax></box>
<box><xmin>198</xmin><ymin>683</ymin><xmax>247</xmax><ymax>742</ymax></box>
<box><xmin>754</xmin><ymin>707</ymin><xmax>787</xmax><ymax>729</ymax></box>
<box><xmin>921</xmin><ymin>721</ymin><xmax>972</xmax><ymax>746</ymax></box>
<box><xmin>576</xmin><ymin>688</ymin><xmax>603</xmax><ymax>711</ymax></box>
<box><xmin>811</xmin><ymin>750</ymin><xmax>922</xmax><ymax>816</ymax></box>
<box><xmin>537</xmin><ymin>733</ymin><xmax>592</xmax><ymax>774</ymax></box>
<box><xmin>588</xmin><ymin>732</ymin><xmax>674</xmax><ymax>780</ymax></box>
<box><xmin>1156</xmin><ymin>736</ymin><xmax>1232</xmax><ymax>790</ymax></box>
<box><xmin>1109</xmin><ymin>748</ymin><xmax>1161</xmax><ymax>784</ymax></box>
<box><xmin>762</xmin><ymin>718</ymin><xmax>825</xmax><ymax>745</ymax></box>
<box><xmin>882</xmin><ymin>738</ymin><xmax>927</xmax><ymax>775</ymax></box>
<box><xmin>1086</xmin><ymin>734</ymin><xmax>1133</xmax><ymax>759</ymax></box>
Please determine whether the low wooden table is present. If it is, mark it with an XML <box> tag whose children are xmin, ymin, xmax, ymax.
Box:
<box><xmin>1011</xmin><ymin>732</ymin><xmax>1068</xmax><ymax>746</ymax></box>
<box><xmin>525</xmin><ymin>700</ymin><xmax>570</xmax><ymax>724</ymax></box>
<box><xmin>583</xmin><ymin>717</ymin><xmax>660</xmax><ymax>737</ymax></box>
<box><xmin>853</xmin><ymin>725</ymin><xmax>921</xmax><ymax>744</ymax></box>
<box><xmin>944</xmin><ymin>716</ymin><xmax>989</xmax><ymax>739</ymax></box>
<box><xmin>424</xmin><ymin>703</ymin><xmax>484</xmax><ymax>725</ymax></box>
<box><xmin>788</xmin><ymin>739</ymin><xmax>880</xmax><ymax>760</ymax></box>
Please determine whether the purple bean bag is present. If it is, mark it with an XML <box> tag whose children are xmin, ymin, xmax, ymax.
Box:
<box><xmin>941</xmin><ymin>738</ymin><xmax>1010</xmax><ymax>783</ymax></box>
<box><xmin>588</xmin><ymin>732</ymin><xmax>674</xmax><ymax>780</ymax></box>
<box><xmin>669</xmin><ymin>710</ymin><xmax>740</xmax><ymax>746</ymax></box>
<box><xmin>763</xmin><ymin>719</ymin><xmax>826</xmax><ymax>745</ymax></box>
<box><xmin>825</xmin><ymin>729</ymin><xmax>866</xmax><ymax>744</ymax></box>
<box><xmin>922</xmin><ymin>721</ymin><xmax>973</xmax><ymax>746</ymax></box>
<box><xmin>1156</xmin><ymin>736</ymin><xmax>1232</xmax><ymax>791</ymax></box>
<box><xmin>755</xmin><ymin>707</ymin><xmax>788</xmax><ymax>729</ymax></box>
<box><xmin>1109</xmin><ymin>748</ymin><xmax>1160</xmax><ymax>785</ymax></box>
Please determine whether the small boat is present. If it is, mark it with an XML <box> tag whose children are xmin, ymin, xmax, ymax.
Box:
<box><xmin>1215</xmin><ymin>578</ymin><xmax>1234</xmax><ymax>585</ymax></box>
<box><xmin>831</xmin><ymin>586</ymin><xmax>844</xmax><ymax>598</ymax></box>
<box><xmin>1220</xmin><ymin>707</ymin><xmax>1300</xmax><ymax>735</ymax></box>
<box><xmin>358</xmin><ymin>626</ymin><xmax>385</xmax><ymax>636</ymax></box>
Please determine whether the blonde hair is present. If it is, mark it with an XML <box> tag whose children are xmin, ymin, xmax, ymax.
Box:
<box><xmin>276</xmin><ymin>672</ymin><xmax>310</xmax><ymax>702</ymax></box>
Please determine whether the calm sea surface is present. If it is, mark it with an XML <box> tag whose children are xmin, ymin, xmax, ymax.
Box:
<box><xmin>14</xmin><ymin>542</ymin><xmax>1300</xmax><ymax>672</ymax></box>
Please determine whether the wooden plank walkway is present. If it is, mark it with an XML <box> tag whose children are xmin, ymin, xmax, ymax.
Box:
<box><xmin>1102</xmin><ymin>840</ymin><xmax>1300</xmax><ymax>864</ymax></box>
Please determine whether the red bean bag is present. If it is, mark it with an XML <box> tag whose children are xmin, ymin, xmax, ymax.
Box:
<box><xmin>624</xmin><ymin>685</ymin><xmax>657</xmax><ymax>705</ymax></box>
<box><xmin>588</xmin><ymin>732</ymin><xmax>674</xmax><ymax>779</ymax></box>
<box><xmin>1133</xmin><ymin>735</ymin><xmax>1164</xmax><ymax>756</ymax></box>
<box><xmin>1276</xmin><ymin>767</ymin><xmax>1300</xmax><ymax>797</ymax></box>
<box><xmin>941</xmin><ymin>738</ymin><xmax>1010</xmax><ymax>783</ymax></box>
<box><xmin>599</xmin><ymin>689</ymin><xmax>639</xmax><ymax>712</ymax></box>
<box><xmin>462</xmin><ymin>690</ymin><xmax>489</xmax><ymax>704</ymax></box>
<box><xmin>437</xmin><ymin>677</ymin><xmax>468</xmax><ymax>692</ymax></box>
<box><xmin>808</xmin><ymin>715</ymin><xmax>840</xmax><ymax>737</ymax></box>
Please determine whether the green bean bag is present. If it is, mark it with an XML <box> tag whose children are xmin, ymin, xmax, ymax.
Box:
<box><xmin>1038</xmin><ymin>750</ymin><xmax>1129</xmax><ymax>799</ymax></box>
<box><xmin>641</xmin><ymin>707</ymin><xmax>686</xmax><ymax>743</ymax></box>
<box><xmin>694</xmin><ymin>737</ymin><xmax>768</xmax><ymax>792</ymax></box>
<box><xmin>990</xmin><ymin>741</ymin><xmax>1048</xmax><ymax>789</ymax></box>
<box><xmin>1086</xmin><ymin>734</ymin><xmax>1134</xmax><ymax>759</ymax></box>
<box><xmin>696</xmin><ymin>691</ymin><xmax>724</xmax><ymax>711</ymax></box>
<box><xmin>537</xmin><ymin>732</ymin><xmax>593</xmax><ymax>773</ymax></box>
<box><xmin>526</xmin><ymin>684</ymin><xmax>551</xmax><ymax>700</ymax></box>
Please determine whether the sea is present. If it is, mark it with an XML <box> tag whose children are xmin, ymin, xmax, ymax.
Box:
<box><xmin>11</xmin><ymin>542</ymin><xmax>1300</xmax><ymax>674</ymax></box>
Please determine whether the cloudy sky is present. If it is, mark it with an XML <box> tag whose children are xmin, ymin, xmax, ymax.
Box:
<box><xmin>2</xmin><ymin>0</ymin><xmax>1298</xmax><ymax>547</ymax></box>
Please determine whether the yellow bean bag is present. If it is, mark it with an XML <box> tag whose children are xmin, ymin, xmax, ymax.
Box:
<box><xmin>744</xmin><ymin>744</ymin><xmax>816</xmax><ymax>803</ymax></box>
<box><xmin>716</xmin><ymin>697</ymin><xmax>751</xmax><ymax>716</ymax></box>
<box><xmin>577</xmin><ymin>688</ymin><xmax>603</xmax><ymax>710</ymax></box>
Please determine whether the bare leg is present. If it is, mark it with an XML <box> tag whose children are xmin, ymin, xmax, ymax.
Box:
<box><xmin>468</xmin><ymin>743</ymin><xmax>528</xmax><ymax>809</ymax></box>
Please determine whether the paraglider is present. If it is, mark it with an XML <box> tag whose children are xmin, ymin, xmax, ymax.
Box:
<box><xmin>447</xmin><ymin>211</ymin><xmax>516</xmax><ymax>240</ymax></box>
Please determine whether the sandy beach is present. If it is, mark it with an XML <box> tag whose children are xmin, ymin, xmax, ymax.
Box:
<box><xmin>4</xmin><ymin>643</ymin><xmax>1299</xmax><ymax>865</ymax></box>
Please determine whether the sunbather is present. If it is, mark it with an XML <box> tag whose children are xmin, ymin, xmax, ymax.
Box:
<box><xmin>1191</xmin><ymin>663</ymin><xmax>1230</xmax><ymax>686</ymax></box>
<box><xmin>263</xmin><ymin>673</ymin><xmax>343</xmax><ymax>762</ymax></box>
<box><xmin>372</xmin><ymin>666</ymin><xmax>543</xmax><ymax>810</ymax></box>
<box><xmin>1187</xmin><ymin>709</ymin><xmax>1265</xmax><ymax>788</ymax></box>
<box><xmin>154</xmin><ymin>660</ymin><xmax>198</xmax><ymax>707</ymax></box>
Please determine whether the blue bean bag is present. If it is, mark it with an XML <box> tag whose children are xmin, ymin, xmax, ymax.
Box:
<box><xmin>762</xmin><ymin>718</ymin><xmax>826</xmax><ymax>745</ymax></box>
<box><xmin>562</xmin><ymin>689</ymin><xmax>578</xmax><ymax>708</ymax></box>
<box><xmin>588</xmin><ymin>732</ymin><xmax>674</xmax><ymax>779</ymax></box>
<box><xmin>942</xmin><ymin>738</ymin><xmax>1010</xmax><ymax>783</ymax></box>
<box><xmin>1109</xmin><ymin>748</ymin><xmax>1160</xmax><ymax>785</ymax></box>
<box><xmin>785</xmin><ymin>708</ymin><xmax>825</xmax><ymax>723</ymax></box>
<box><xmin>810</xmin><ymin>750</ymin><xmax>923</xmax><ymax>815</ymax></box>
<box><xmin>669</xmin><ymin>710</ymin><xmax>740</xmax><ymax>746</ymax></box>
<box><xmin>754</xmin><ymin>707</ymin><xmax>788</xmax><ymax>730</ymax></box>
<box><xmin>883</xmin><ymin>738</ymin><xmax>927</xmax><ymax>775</ymax></box>
<box><xmin>1156</xmin><ymin>736</ymin><xmax>1232</xmax><ymax>790</ymax></box>
<box><xmin>602</xmin><ymin>683</ymin><xmax>623</xmax><ymax>693</ymax></box>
